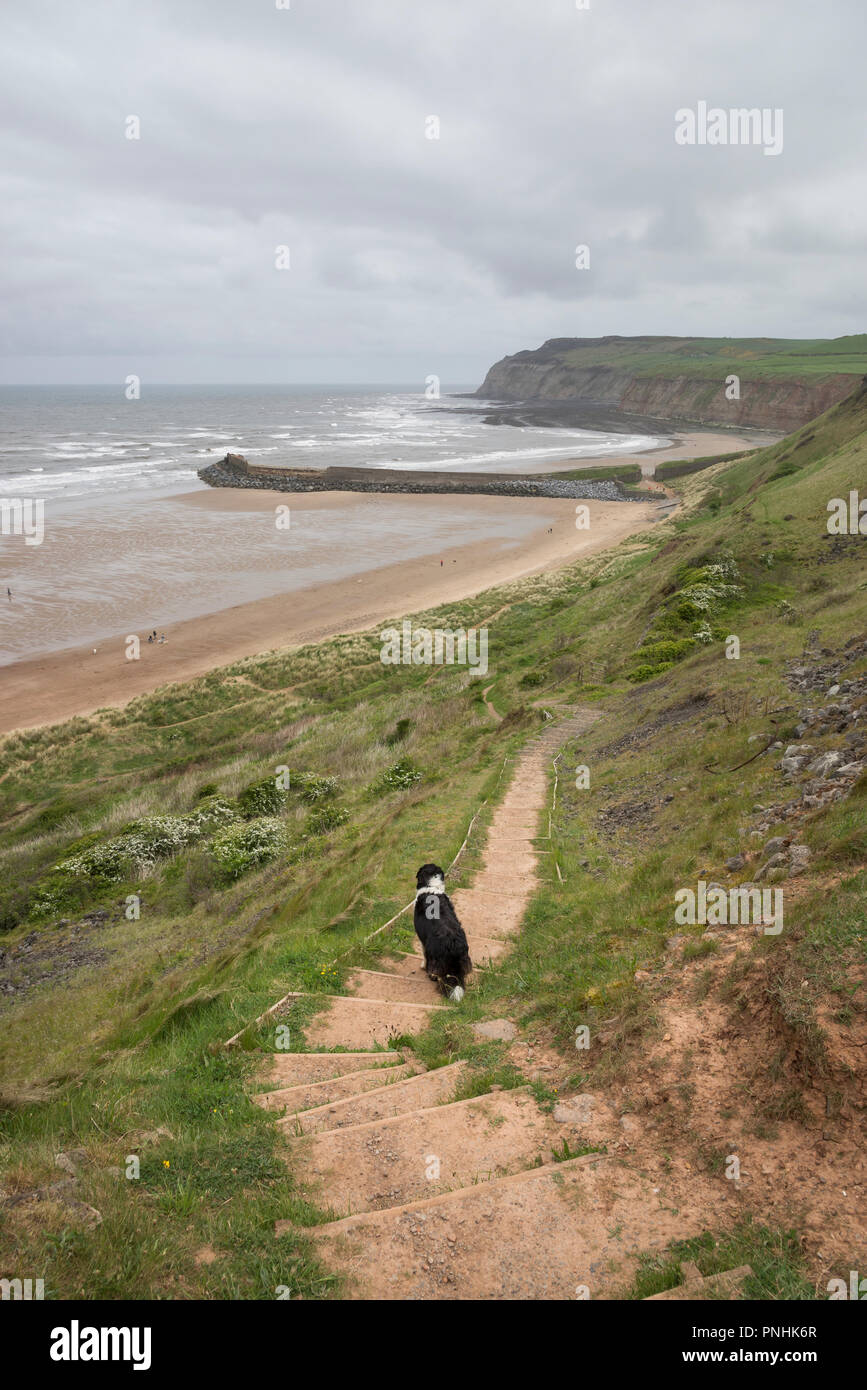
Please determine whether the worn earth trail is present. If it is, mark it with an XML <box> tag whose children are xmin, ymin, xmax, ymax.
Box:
<box><xmin>247</xmin><ymin>710</ymin><xmax>718</xmax><ymax>1299</ymax></box>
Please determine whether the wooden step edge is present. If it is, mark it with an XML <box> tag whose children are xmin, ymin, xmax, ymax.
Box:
<box><xmin>260</xmin><ymin>1049</ymin><xmax>404</xmax><ymax>1062</ymax></box>
<box><xmin>284</xmin><ymin>994</ymin><xmax>447</xmax><ymax>1011</ymax></box>
<box><xmin>252</xmin><ymin>1062</ymin><xmax>417</xmax><ymax>1104</ymax></box>
<box><xmin>283</xmin><ymin>1084</ymin><xmax>531</xmax><ymax>1141</ymax></box>
<box><xmin>346</xmin><ymin>968</ymin><xmax>439</xmax><ymax>985</ymax></box>
<box><xmin>276</xmin><ymin>1059</ymin><xmax>469</xmax><ymax>1127</ymax></box>
<box><xmin>276</xmin><ymin>1150</ymin><xmax>609</xmax><ymax>1236</ymax></box>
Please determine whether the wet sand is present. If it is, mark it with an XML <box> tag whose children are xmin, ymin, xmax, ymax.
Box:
<box><xmin>0</xmin><ymin>489</ymin><xmax>664</xmax><ymax>735</ymax></box>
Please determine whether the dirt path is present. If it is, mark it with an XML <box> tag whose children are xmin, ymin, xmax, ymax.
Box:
<box><xmin>245</xmin><ymin>708</ymin><xmax>727</xmax><ymax>1299</ymax></box>
<box><xmin>481</xmin><ymin>683</ymin><xmax>503</xmax><ymax>723</ymax></box>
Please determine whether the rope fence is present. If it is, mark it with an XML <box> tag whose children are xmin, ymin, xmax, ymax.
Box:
<box><xmin>224</xmin><ymin>754</ymin><xmax>511</xmax><ymax>1048</ymax></box>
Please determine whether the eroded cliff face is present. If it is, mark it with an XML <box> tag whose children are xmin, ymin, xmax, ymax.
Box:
<box><xmin>476</xmin><ymin>353</ymin><xmax>857</xmax><ymax>431</ymax></box>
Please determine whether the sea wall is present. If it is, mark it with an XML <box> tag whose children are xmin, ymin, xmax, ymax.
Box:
<box><xmin>197</xmin><ymin>454</ymin><xmax>636</xmax><ymax>502</ymax></box>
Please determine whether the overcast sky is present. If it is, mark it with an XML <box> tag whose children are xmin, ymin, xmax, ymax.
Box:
<box><xmin>1</xmin><ymin>0</ymin><xmax>865</xmax><ymax>385</ymax></box>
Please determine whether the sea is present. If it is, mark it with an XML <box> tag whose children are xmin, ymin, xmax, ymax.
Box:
<box><xmin>0</xmin><ymin>384</ymin><xmax>665</xmax><ymax>504</ymax></box>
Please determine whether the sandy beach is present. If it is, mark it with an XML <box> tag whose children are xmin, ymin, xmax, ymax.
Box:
<box><xmin>0</xmin><ymin>488</ymin><xmax>665</xmax><ymax>735</ymax></box>
<box><xmin>533</xmin><ymin>426</ymin><xmax>776</xmax><ymax>476</ymax></box>
<box><xmin>0</xmin><ymin>420</ymin><xmax>768</xmax><ymax>737</ymax></box>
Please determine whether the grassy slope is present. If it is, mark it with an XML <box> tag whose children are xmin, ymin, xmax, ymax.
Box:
<box><xmin>550</xmin><ymin>334</ymin><xmax>867</xmax><ymax>382</ymax></box>
<box><xmin>1</xmin><ymin>384</ymin><xmax>865</xmax><ymax>1298</ymax></box>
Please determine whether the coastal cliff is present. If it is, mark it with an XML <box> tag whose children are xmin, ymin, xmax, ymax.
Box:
<box><xmin>476</xmin><ymin>335</ymin><xmax>867</xmax><ymax>431</ymax></box>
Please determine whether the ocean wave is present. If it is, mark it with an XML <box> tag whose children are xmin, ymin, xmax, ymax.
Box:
<box><xmin>0</xmin><ymin>388</ymin><xmax>667</xmax><ymax>504</ymax></box>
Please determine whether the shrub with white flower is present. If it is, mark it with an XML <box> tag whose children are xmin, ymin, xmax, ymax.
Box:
<box><xmin>121</xmin><ymin>816</ymin><xmax>200</xmax><ymax>869</ymax></box>
<box><xmin>54</xmin><ymin>800</ymin><xmax>240</xmax><ymax>882</ymax></box>
<box><xmin>55</xmin><ymin>840</ymin><xmax>131</xmax><ymax>883</ymax></box>
<box><xmin>210</xmin><ymin>817</ymin><xmax>288</xmax><ymax>879</ymax></box>
<box><xmin>183</xmin><ymin>797</ymin><xmax>238</xmax><ymax>834</ymax></box>
<box><xmin>702</xmin><ymin>551</ymin><xmax>740</xmax><ymax>584</ymax></box>
<box><xmin>629</xmin><ymin>551</ymin><xmax>743</xmax><ymax>683</ymax></box>
<box><xmin>296</xmin><ymin>774</ymin><xmax>339</xmax><ymax>803</ymax></box>
<box><xmin>372</xmin><ymin>757</ymin><xmax>422</xmax><ymax>793</ymax></box>
<box><xmin>674</xmin><ymin>554</ymin><xmax>743</xmax><ymax>623</ymax></box>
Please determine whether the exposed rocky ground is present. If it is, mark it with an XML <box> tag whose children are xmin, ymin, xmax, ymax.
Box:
<box><xmin>0</xmin><ymin>909</ymin><xmax>116</xmax><ymax>1009</ymax></box>
<box><xmin>749</xmin><ymin>635</ymin><xmax>866</xmax><ymax>843</ymax></box>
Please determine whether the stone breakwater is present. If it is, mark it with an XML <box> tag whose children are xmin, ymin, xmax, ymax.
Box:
<box><xmin>197</xmin><ymin>453</ymin><xmax>635</xmax><ymax>502</ymax></box>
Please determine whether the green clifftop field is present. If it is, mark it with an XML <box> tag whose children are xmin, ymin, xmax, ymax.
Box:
<box><xmin>477</xmin><ymin>334</ymin><xmax>867</xmax><ymax>430</ymax></box>
<box><xmin>1</xmin><ymin>383</ymin><xmax>865</xmax><ymax>1298</ymax></box>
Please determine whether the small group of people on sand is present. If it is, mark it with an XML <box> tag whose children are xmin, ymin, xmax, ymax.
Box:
<box><xmin>147</xmin><ymin>630</ymin><xmax>167</xmax><ymax>645</ymax></box>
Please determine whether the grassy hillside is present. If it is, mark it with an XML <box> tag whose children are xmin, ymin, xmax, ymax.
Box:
<box><xmin>519</xmin><ymin>334</ymin><xmax>867</xmax><ymax>383</ymax></box>
<box><xmin>1</xmin><ymin>382</ymin><xmax>865</xmax><ymax>1298</ymax></box>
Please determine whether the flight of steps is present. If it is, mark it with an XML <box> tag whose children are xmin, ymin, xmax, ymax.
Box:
<box><xmin>250</xmin><ymin>710</ymin><xmax>700</xmax><ymax>1297</ymax></box>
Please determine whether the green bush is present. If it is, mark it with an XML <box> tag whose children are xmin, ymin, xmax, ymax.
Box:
<box><xmin>0</xmin><ymin>885</ymin><xmax>30</xmax><ymax>933</ymax></box>
<box><xmin>384</xmin><ymin>718</ymin><xmax>412</xmax><ymax>747</ymax></box>
<box><xmin>28</xmin><ymin>879</ymin><xmax>79</xmax><ymax>920</ymax></box>
<box><xmin>238</xmin><ymin>778</ymin><xmax>286</xmax><ymax>818</ymax></box>
<box><xmin>296</xmin><ymin>774</ymin><xmax>339</xmax><ymax>803</ymax></box>
<box><xmin>627</xmin><ymin>661</ymin><xmax>675</xmax><ymax>684</ymax></box>
<box><xmin>633</xmin><ymin>638</ymin><xmax>695</xmax><ymax>668</ymax></box>
<box><xmin>625</xmin><ymin>550</ymin><xmax>742</xmax><ymax>682</ymax></box>
<box><xmin>305</xmin><ymin>805</ymin><xmax>349</xmax><ymax>836</ymax></box>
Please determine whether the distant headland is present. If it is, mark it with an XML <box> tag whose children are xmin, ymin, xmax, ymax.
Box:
<box><xmin>475</xmin><ymin>334</ymin><xmax>867</xmax><ymax>431</ymax></box>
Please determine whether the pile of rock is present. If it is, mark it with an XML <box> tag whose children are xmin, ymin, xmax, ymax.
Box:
<box><xmin>785</xmin><ymin>633</ymin><xmax>867</xmax><ymax>700</ymax></box>
<box><xmin>708</xmin><ymin>639</ymin><xmax>865</xmax><ymax>893</ymax></box>
<box><xmin>746</xmin><ymin>640</ymin><xmax>867</xmax><ymax>836</ymax></box>
<box><xmin>752</xmin><ymin>837</ymin><xmax>811</xmax><ymax>883</ymax></box>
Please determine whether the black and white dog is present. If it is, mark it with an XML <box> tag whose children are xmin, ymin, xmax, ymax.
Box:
<box><xmin>414</xmin><ymin>863</ymin><xmax>472</xmax><ymax>1002</ymax></box>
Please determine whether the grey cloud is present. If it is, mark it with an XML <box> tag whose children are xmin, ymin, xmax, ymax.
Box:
<box><xmin>0</xmin><ymin>0</ymin><xmax>864</xmax><ymax>382</ymax></box>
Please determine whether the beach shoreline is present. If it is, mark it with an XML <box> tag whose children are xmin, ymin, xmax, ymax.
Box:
<box><xmin>0</xmin><ymin>488</ymin><xmax>666</xmax><ymax>736</ymax></box>
<box><xmin>0</xmin><ymin>422</ymin><xmax>764</xmax><ymax>737</ymax></box>
<box><xmin>537</xmin><ymin>425</ymin><xmax>776</xmax><ymax>476</ymax></box>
